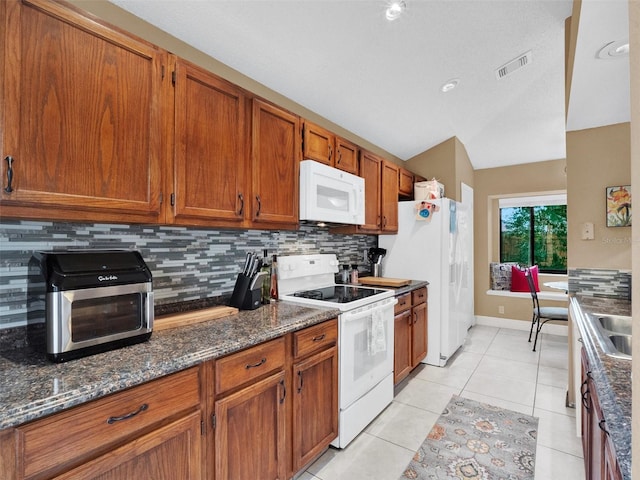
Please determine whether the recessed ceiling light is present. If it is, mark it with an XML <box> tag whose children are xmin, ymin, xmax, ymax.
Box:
<box><xmin>441</xmin><ymin>78</ymin><xmax>459</xmax><ymax>93</ymax></box>
<box><xmin>596</xmin><ymin>39</ymin><xmax>629</xmax><ymax>59</ymax></box>
<box><xmin>385</xmin><ymin>1</ymin><xmax>406</xmax><ymax>21</ymax></box>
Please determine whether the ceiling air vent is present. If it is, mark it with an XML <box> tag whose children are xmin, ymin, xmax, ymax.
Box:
<box><xmin>495</xmin><ymin>51</ymin><xmax>532</xmax><ymax>79</ymax></box>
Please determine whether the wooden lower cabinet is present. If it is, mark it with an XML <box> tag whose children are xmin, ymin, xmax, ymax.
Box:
<box><xmin>5</xmin><ymin>367</ymin><xmax>202</xmax><ymax>480</ymax></box>
<box><xmin>52</xmin><ymin>412</ymin><xmax>202</xmax><ymax>480</ymax></box>
<box><xmin>581</xmin><ymin>347</ymin><xmax>622</xmax><ymax>480</ymax></box>
<box><xmin>214</xmin><ymin>371</ymin><xmax>287</xmax><ymax>480</ymax></box>
<box><xmin>394</xmin><ymin>287</ymin><xmax>428</xmax><ymax>384</ymax></box>
<box><xmin>291</xmin><ymin>320</ymin><xmax>339</xmax><ymax>473</ymax></box>
<box><xmin>2</xmin><ymin>321</ymin><xmax>341</xmax><ymax>480</ymax></box>
<box><xmin>212</xmin><ymin>320</ymin><xmax>338</xmax><ymax>480</ymax></box>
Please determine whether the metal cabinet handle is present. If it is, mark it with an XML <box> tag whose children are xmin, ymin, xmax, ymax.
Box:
<box><xmin>328</xmin><ymin>145</ymin><xmax>333</xmax><ymax>162</ymax></box>
<box><xmin>107</xmin><ymin>403</ymin><xmax>148</xmax><ymax>424</ymax></box>
<box><xmin>4</xmin><ymin>156</ymin><xmax>14</xmax><ymax>193</ymax></box>
<box><xmin>312</xmin><ymin>334</ymin><xmax>326</xmax><ymax>342</ymax></box>
<box><xmin>237</xmin><ymin>193</ymin><xmax>244</xmax><ymax>216</ymax></box>
<box><xmin>245</xmin><ymin>357</ymin><xmax>267</xmax><ymax>369</ymax></box>
<box><xmin>255</xmin><ymin>195</ymin><xmax>262</xmax><ymax>217</ymax></box>
<box><xmin>279</xmin><ymin>379</ymin><xmax>286</xmax><ymax>404</ymax></box>
<box><xmin>337</xmin><ymin>150</ymin><xmax>342</xmax><ymax>164</ymax></box>
<box><xmin>297</xmin><ymin>370</ymin><xmax>304</xmax><ymax>393</ymax></box>
<box><xmin>599</xmin><ymin>419</ymin><xmax>610</xmax><ymax>435</ymax></box>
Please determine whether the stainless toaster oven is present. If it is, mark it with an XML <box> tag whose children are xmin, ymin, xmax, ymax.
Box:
<box><xmin>28</xmin><ymin>250</ymin><xmax>154</xmax><ymax>362</ymax></box>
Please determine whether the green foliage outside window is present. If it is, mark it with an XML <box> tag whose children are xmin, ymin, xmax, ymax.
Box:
<box><xmin>500</xmin><ymin>205</ymin><xmax>567</xmax><ymax>273</ymax></box>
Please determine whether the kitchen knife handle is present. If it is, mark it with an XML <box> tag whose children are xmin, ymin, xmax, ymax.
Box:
<box><xmin>4</xmin><ymin>156</ymin><xmax>14</xmax><ymax>193</ymax></box>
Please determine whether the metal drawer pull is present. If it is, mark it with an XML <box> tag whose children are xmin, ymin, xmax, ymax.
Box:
<box><xmin>107</xmin><ymin>403</ymin><xmax>148</xmax><ymax>424</ymax></box>
<box><xmin>312</xmin><ymin>334</ymin><xmax>326</xmax><ymax>342</ymax></box>
<box><xmin>245</xmin><ymin>357</ymin><xmax>267</xmax><ymax>369</ymax></box>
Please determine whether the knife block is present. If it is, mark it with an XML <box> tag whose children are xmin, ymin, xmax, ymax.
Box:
<box><xmin>229</xmin><ymin>273</ymin><xmax>262</xmax><ymax>310</ymax></box>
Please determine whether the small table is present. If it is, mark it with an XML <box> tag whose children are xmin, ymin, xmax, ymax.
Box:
<box><xmin>544</xmin><ymin>281</ymin><xmax>568</xmax><ymax>293</ymax></box>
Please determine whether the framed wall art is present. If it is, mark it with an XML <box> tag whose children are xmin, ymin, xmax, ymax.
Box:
<box><xmin>606</xmin><ymin>185</ymin><xmax>631</xmax><ymax>227</ymax></box>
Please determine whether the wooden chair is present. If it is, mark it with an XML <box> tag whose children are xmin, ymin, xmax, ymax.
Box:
<box><xmin>526</xmin><ymin>267</ymin><xmax>568</xmax><ymax>351</ymax></box>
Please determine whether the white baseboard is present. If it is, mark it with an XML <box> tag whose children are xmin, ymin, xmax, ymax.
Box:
<box><xmin>474</xmin><ymin>315</ymin><xmax>568</xmax><ymax>336</ymax></box>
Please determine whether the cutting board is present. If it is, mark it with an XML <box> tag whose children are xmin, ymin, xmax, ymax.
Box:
<box><xmin>358</xmin><ymin>276</ymin><xmax>412</xmax><ymax>287</ymax></box>
<box><xmin>154</xmin><ymin>305</ymin><xmax>238</xmax><ymax>331</ymax></box>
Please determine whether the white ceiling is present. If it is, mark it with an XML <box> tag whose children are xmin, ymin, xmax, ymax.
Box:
<box><xmin>108</xmin><ymin>0</ymin><xmax>630</xmax><ymax>170</ymax></box>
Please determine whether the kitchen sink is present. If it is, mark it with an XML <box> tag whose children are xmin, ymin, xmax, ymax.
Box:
<box><xmin>587</xmin><ymin>313</ymin><xmax>632</xmax><ymax>360</ymax></box>
<box><xmin>596</xmin><ymin>314</ymin><xmax>632</xmax><ymax>335</ymax></box>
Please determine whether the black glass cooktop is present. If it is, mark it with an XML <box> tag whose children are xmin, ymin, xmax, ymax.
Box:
<box><xmin>292</xmin><ymin>285</ymin><xmax>389</xmax><ymax>304</ymax></box>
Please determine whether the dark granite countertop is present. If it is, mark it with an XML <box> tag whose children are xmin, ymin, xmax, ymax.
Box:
<box><xmin>390</xmin><ymin>280</ymin><xmax>429</xmax><ymax>297</ymax></box>
<box><xmin>570</xmin><ymin>294</ymin><xmax>631</xmax><ymax>480</ymax></box>
<box><xmin>0</xmin><ymin>301</ymin><xmax>339</xmax><ymax>431</ymax></box>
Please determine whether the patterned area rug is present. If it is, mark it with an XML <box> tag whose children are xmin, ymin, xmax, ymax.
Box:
<box><xmin>400</xmin><ymin>395</ymin><xmax>538</xmax><ymax>480</ymax></box>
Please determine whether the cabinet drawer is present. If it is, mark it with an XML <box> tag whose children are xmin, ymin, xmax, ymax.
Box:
<box><xmin>215</xmin><ymin>336</ymin><xmax>286</xmax><ymax>395</ymax></box>
<box><xmin>18</xmin><ymin>367</ymin><xmax>200</xmax><ymax>480</ymax></box>
<box><xmin>293</xmin><ymin>318</ymin><xmax>338</xmax><ymax>359</ymax></box>
<box><xmin>395</xmin><ymin>293</ymin><xmax>411</xmax><ymax>314</ymax></box>
<box><xmin>412</xmin><ymin>287</ymin><xmax>427</xmax><ymax>305</ymax></box>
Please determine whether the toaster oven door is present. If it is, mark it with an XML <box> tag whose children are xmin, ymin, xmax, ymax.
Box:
<box><xmin>47</xmin><ymin>282</ymin><xmax>153</xmax><ymax>355</ymax></box>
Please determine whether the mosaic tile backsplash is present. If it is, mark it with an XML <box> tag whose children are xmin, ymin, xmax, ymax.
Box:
<box><xmin>0</xmin><ymin>220</ymin><xmax>377</xmax><ymax>329</ymax></box>
<box><xmin>569</xmin><ymin>268</ymin><xmax>632</xmax><ymax>300</ymax></box>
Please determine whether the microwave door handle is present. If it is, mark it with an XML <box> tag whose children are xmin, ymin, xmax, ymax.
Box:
<box><xmin>353</xmin><ymin>187</ymin><xmax>360</xmax><ymax>219</ymax></box>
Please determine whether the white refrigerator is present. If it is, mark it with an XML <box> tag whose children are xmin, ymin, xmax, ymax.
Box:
<box><xmin>379</xmin><ymin>197</ymin><xmax>474</xmax><ymax>367</ymax></box>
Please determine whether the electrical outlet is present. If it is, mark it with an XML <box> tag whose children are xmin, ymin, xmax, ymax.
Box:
<box><xmin>498</xmin><ymin>305</ymin><xmax>505</xmax><ymax>314</ymax></box>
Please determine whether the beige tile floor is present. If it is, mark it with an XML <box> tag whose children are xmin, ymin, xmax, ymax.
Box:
<box><xmin>299</xmin><ymin>324</ymin><xmax>585</xmax><ymax>480</ymax></box>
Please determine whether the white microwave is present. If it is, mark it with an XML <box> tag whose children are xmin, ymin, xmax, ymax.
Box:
<box><xmin>299</xmin><ymin>160</ymin><xmax>365</xmax><ymax>225</ymax></box>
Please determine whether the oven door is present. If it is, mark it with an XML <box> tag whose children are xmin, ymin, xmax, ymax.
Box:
<box><xmin>338</xmin><ymin>296</ymin><xmax>396</xmax><ymax>409</ymax></box>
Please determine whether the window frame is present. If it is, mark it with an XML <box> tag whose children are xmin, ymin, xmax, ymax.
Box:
<box><xmin>499</xmin><ymin>198</ymin><xmax>567</xmax><ymax>275</ymax></box>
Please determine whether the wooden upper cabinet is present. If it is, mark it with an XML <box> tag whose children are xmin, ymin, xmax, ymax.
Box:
<box><xmin>171</xmin><ymin>57</ymin><xmax>248</xmax><ymax>226</ymax></box>
<box><xmin>0</xmin><ymin>0</ymin><xmax>166</xmax><ymax>223</ymax></box>
<box><xmin>251</xmin><ymin>99</ymin><xmax>300</xmax><ymax>229</ymax></box>
<box><xmin>358</xmin><ymin>150</ymin><xmax>383</xmax><ymax>232</ymax></box>
<box><xmin>302</xmin><ymin>121</ymin><xmax>334</xmax><ymax>166</ymax></box>
<box><xmin>381</xmin><ymin>160</ymin><xmax>399</xmax><ymax>232</ymax></box>
<box><xmin>334</xmin><ymin>137</ymin><xmax>359</xmax><ymax>175</ymax></box>
<box><xmin>398</xmin><ymin>167</ymin><xmax>414</xmax><ymax>198</ymax></box>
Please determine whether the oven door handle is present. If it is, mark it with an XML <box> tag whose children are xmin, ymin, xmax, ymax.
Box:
<box><xmin>341</xmin><ymin>298</ymin><xmax>397</xmax><ymax>322</ymax></box>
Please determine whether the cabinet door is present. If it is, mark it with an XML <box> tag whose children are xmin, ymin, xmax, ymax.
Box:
<box><xmin>302</xmin><ymin>121</ymin><xmax>334</xmax><ymax>166</ymax></box>
<box><xmin>398</xmin><ymin>168</ymin><xmax>414</xmax><ymax>197</ymax></box>
<box><xmin>381</xmin><ymin>160</ymin><xmax>399</xmax><ymax>232</ymax></box>
<box><xmin>215</xmin><ymin>371</ymin><xmax>287</xmax><ymax>480</ymax></box>
<box><xmin>52</xmin><ymin>412</ymin><xmax>202</xmax><ymax>480</ymax></box>
<box><xmin>292</xmin><ymin>346</ymin><xmax>338</xmax><ymax>472</ymax></box>
<box><xmin>172</xmin><ymin>58</ymin><xmax>247</xmax><ymax>226</ymax></box>
<box><xmin>394</xmin><ymin>310</ymin><xmax>412</xmax><ymax>384</ymax></box>
<box><xmin>580</xmin><ymin>348</ymin><xmax>592</xmax><ymax>479</ymax></box>
<box><xmin>358</xmin><ymin>150</ymin><xmax>382</xmax><ymax>232</ymax></box>
<box><xmin>1</xmin><ymin>0</ymin><xmax>165</xmax><ymax>223</ymax></box>
<box><xmin>411</xmin><ymin>302</ymin><xmax>428</xmax><ymax>366</ymax></box>
<box><xmin>335</xmin><ymin>137</ymin><xmax>358</xmax><ymax>175</ymax></box>
<box><xmin>251</xmin><ymin>99</ymin><xmax>300</xmax><ymax>229</ymax></box>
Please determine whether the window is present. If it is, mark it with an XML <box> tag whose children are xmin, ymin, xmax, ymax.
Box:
<box><xmin>499</xmin><ymin>195</ymin><xmax>567</xmax><ymax>273</ymax></box>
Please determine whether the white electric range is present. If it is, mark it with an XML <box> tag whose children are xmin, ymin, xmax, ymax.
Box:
<box><xmin>278</xmin><ymin>254</ymin><xmax>396</xmax><ymax>448</ymax></box>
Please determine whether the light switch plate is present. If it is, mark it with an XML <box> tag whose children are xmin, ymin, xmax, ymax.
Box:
<box><xmin>581</xmin><ymin>222</ymin><xmax>594</xmax><ymax>240</ymax></box>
